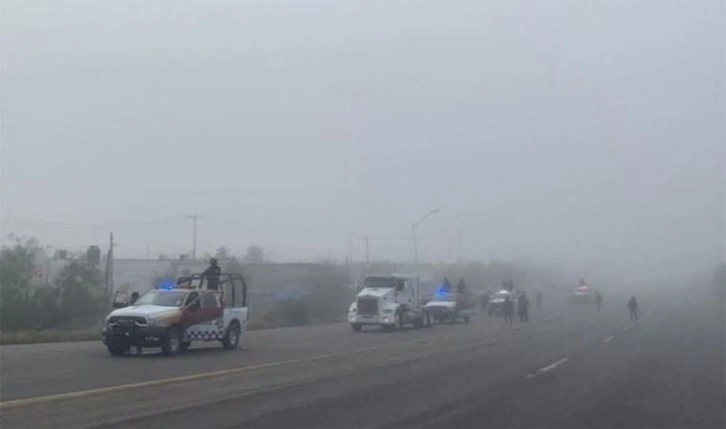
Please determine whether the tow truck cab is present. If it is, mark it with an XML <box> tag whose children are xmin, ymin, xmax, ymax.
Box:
<box><xmin>348</xmin><ymin>274</ymin><xmax>431</xmax><ymax>332</ymax></box>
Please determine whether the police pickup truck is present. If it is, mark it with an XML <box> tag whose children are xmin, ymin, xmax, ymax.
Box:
<box><xmin>102</xmin><ymin>273</ymin><xmax>248</xmax><ymax>356</ymax></box>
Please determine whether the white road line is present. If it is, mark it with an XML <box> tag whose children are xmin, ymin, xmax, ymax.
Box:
<box><xmin>526</xmin><ymin>358</ymin><xmax>568</xmax><ymax>378</ymax></box>
<box><xmin>0</xmin><ymin>338</ymin><xmax>433</xmax><ymax>410</ymax></box>
<box><xmin>603</xmin><ymin>336</ymin><xmax>614</xmax><ymax>343</ymax></box>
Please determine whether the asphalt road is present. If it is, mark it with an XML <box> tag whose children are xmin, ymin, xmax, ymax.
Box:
<box><xmin>1</xmin><ymin>290</ymin><xmax>723</xmax><ymax>429</ymax></box>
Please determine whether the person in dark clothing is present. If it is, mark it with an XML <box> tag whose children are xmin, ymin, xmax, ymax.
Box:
<box><xmin>518</xmin><ymin>293</ymin><xmax>530</xmax><ymax>323</ymax></box>
<box><xmin>480</xmin><ymin>293</ymin><xmax>490</xmax><ymax>313</ymax></box>
<box><xmin>456</xmin><ymin>278</ymin><xmax>468</xmax><ymax>294</ymax></box>
<box><xmin>536</xmin><ymin>290</ymin><xmax>542</xmax><ymax>309</ymax></box>
<box><xmin>130</xmin><ymin>292</ymin><xmax>140</xmax><ymax>305</ymax></box>
<box><xmin>203</xmin><ymin>258</ymin><xmax>222</xmax><ymax>290</ymax></box>
<box><xmin>627</xmin><ymin>296</ymin><xmax>640</xmax><ymax>321</ymax></box>
<box><xmin>595</xmin><ymin>292</ymin><xmax>603</xmax><ymax>313</ymax></box>
<box><xmin>503</xmin><ymin>296</ymin><xmax>514</xmax><ymax>324</ymax></box>
<box><xmin>441</xmin><ymin>277</ymin><xmax>452</xmax><ymax>293</ymax></box>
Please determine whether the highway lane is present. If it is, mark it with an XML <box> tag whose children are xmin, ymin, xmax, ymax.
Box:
<box><xmin>2</xmin><ymin>291</ymin><xmax>721</xmax><ymax>429</ymax></box>
<box><xmin>0</xmin><ymin>299</ymin><xmax>572</xmax><ymax>401</ymax></box>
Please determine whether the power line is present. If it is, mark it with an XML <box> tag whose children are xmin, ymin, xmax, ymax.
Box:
<box><xmin>0</xmin><ymin>216</ymin><xmax>186</xmax><ymax>230</ymax></box>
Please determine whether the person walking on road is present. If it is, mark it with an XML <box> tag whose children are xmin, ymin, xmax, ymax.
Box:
<box><xmin>627</xmin><ymin>296</ymin><xmax>640</xmax><ymax>321</ymax></box>
<box><xmin>536</xmin><ymin>290</ymin><xmax>542</xmax><ymax>309</ymax></box>
<box><xmin>518</xmin><ymin>293</ymin><xmax>530</xmax><ymax>323</ymax></box>
<box><xmin>480</xmin><ymin>292</ymin><xmax>489</xmax><ymax>313</ymax></box>
<box><xmin>503</xmin><ymin>296</ymin><xmax>514</xmax><ymax>324</ymax></box>
<box><xmin>595</xmin><ymin>291</ymin><xmax>603</xmax><ymax>313</ymax></box>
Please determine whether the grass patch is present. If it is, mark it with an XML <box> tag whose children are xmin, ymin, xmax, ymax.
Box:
<box><xmin>0</xmin><ymin>329</ymin><xmax>99</xmax><ymax>345</ymax></box>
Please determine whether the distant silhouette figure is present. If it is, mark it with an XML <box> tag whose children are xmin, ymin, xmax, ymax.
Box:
<box><xmin>503</xmin><ymin>296</ymin><xmax>515</xmax><ymax>324</ymax></box>
<box><xmin>130</xmin><ymin>292</ymin><xmax>140</xmax><ymax>305</ymax></box>
<box><xmin>203</xmin><ymin>258</ymin><xmax>221</xmax><ymax>290</ymax></box>
<box><xmin>627</xmin><ymin>296</ymin><xmax>640</xmax><ymax>321</ymax></box>
<box><xmin>536</xmin><ymin>290</ymin><xmax>542</xmax><ymax>309</ymax></box>
<box><xmin>595</xmin><ymin>292</ymin><xmax>603</xmax><ymax>313</ymax></box>
<box><xmin>456</xmin><ymin>278</ymin><xmax>468</xmax><ymax>294</ymax></box>
<box><xmin>441</xmin><ymin>277</ymin><xmax>452</xmax><ymax>293</ymax></box>
<box><xmin>518</xmin><ymin>294</ymin><xmax>530</xmax><ymax>323</ymax></box>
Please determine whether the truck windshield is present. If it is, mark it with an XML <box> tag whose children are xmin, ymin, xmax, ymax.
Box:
<box><xmin>364</xmin><ymin>277</ymin><xmax>396</xmax><ymax>288</ymax></box>
<box><xmin>134</xmin><ymin>291</ymin><xmax>187</xmax><ymax>307</ymax></box>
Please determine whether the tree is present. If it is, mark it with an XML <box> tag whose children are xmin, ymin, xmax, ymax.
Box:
<box><xmin>0</xmin><ymin>237</ymin><xmax>45</xmax><ymax>331</ymax></box>
<box><xmin>215</xmin><ymin>246</ymin><xmax>231</xmax><ymax>260</ymax></box>
<box><xmin>246</xmin><ymin>245</ymin><xmax>264</xmax><ymax>264</ymax></box>
<box><xmin>51</xmin><ymin>261</ymin><xmax>106</xmax><ymax>329</ymax></box>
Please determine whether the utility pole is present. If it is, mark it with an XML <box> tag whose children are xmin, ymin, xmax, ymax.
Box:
<box><xmin>106</xmin><ymin>232</ymin><xmax>114</xmax><ymax>295</ymax></box>
<box><xmin>364</xmin><ymin>235</ymin><xmax>370</xmax><ymax>268</ymax></box>
<box><xmin>412</xmin><ymin>208</ymin><xmax>441</xmax><ymax>270</ymax></box>
<box><xmin>185</xmin><ymin>215</ymin><xmax>201</xmax><ymax>260</ymax></box>
<box><xmin>347</xmin><ymin>234</ymin><xmax>354</xmax><ymax>276</ymax></box>
<box><xmin>457</xmin><ymin>229</ymin><xmax>462</xmax><ymax>264</ymax></box>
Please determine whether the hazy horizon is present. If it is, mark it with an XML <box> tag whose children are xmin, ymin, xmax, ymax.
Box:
<box><xmin>2</xmin><ymin>0</ymin><xmax>724</xmax><ymax>284</ymax></box>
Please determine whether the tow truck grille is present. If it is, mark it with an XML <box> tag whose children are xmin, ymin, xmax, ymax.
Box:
<box><xmin>357</xmin><ymin>297</ymin><xmax>378</xmax><ymax>315</ymax></box>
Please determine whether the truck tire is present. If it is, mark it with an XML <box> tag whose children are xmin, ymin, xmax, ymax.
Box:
<box><xmin>161</xmin><ymin>326</ymin><xmax>184</xmax><ymax>356</ymax></box>
<box><xmin>351</xmin><ymin>323</ymin><xmax>362</xmax><ymax>332</ymax></box>
<box><xmin>107</xmin><ymin>342</ymin><xmax>127</xmax><ymax>357</ymax></box>
<box><xmin>222</xmin><ymin>321</ymin><xmax>241</xmax><ymax>350</ymax></box>
<box><xmin>413</xmin><ymin>316</ymin><xmax>424</xmax><ymax>329</ymax></box>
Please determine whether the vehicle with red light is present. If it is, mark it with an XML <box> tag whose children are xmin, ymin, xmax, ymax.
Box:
<box><xmin>568</xmin><ymin>278</ymin><xmax>595</xmax><ymax>305</ymax></box>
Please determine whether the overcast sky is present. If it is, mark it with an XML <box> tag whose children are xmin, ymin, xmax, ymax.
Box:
<box><xmin>1</xmin><ymin>0</ymin><xmax>723</xmax><ymax>279</ymax></box>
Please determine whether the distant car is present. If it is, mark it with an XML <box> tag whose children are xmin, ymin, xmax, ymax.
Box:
<box><xmin>569</xmin><ymin>285</ymin><xmax>595</xmax><ymax>305</ymax></box>
<box><xmin>424</xmin><ymin>291</ymin><xmax>474</xmax><ymax>324</ymax></box>
<box><xmin>102</xmin><ymin>273</ymin><xmax>249</xmax><ymax>356</ymax></box>
<box><xmin>487</xmin><ymin>290</ymin><xmax>518</xmax><ymax>316</ymax></box>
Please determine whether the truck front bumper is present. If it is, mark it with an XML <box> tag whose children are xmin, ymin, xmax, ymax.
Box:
<box><xmin>348</xmin><ymin>314</ymin><xmax>395</xmax><ymax>326</ymax></box>
<box><xmin>102</xmin><ymin>325</ymin><xmax>169</xmax><ymax>347</ymax></box>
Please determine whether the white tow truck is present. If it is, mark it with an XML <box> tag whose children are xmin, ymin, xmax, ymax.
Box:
<box><xmin>348</xmin><ymin>274</ymin><xmax>432</xmax><ymax>332</ymax></box>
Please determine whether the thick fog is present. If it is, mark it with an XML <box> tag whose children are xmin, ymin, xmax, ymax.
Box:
<box><xmin>1</xmin><ymin>0</ymin><xmax>723</xmax><ymax>283</ymax></box>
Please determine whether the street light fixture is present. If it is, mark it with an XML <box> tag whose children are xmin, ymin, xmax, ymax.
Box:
<box><xmin>412</xmin><ymin>208</ymin><xmax>440</xmax><ymax>269</ymax></box>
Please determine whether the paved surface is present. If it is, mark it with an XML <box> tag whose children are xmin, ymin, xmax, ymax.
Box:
<box><xmin>1</xmin><ymin>290</ymin><xmax>723</xmax><ymax>429</ymax></box>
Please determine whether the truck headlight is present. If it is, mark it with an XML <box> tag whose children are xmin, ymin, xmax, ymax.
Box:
<box><xmin>349</xmin><ymin>306</ymin><xmax>357</xmax><ymax>313</ymax></box>
<box><xmin>147</xmin><ymin>318</ymin><xmax>169</xmax><ymax>328</ymax></box>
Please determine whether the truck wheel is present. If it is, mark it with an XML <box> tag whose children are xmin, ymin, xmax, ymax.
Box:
<box><xmin>181</xmin><ymin>341</ymin><xmax>191</xmax><ymax>351</ymax></box>
<box><xmin>413</xmin><ymin>317</ymin><xmax>424</xmax><ymax>329</ymax></box>
<box><xmin>351</xmin><ymin>323</ymin><xmax>362</xmax><ymax>332</ymax></box>
<box><xmin>107</xmin><ymin>342</ymin><xmax>127</xmax><ymax>357</ymax></box>
<box><xmin>222</xmin><ymin>321</ymin><xmax>241</xmax><ymax>350</ymax></box>
<box><xmin>162</xmin><ymin>326</ymin><xmax>184</xmax><ymax>356</ymax></box>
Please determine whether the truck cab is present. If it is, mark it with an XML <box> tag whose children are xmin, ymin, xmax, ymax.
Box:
<box><xmin>348</xmin><ymin>274</ymin><xmax>432</xmax><ymax>332</ymax></box>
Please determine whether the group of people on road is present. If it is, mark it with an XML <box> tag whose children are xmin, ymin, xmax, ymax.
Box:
<box><xmin>501</xmin><ymin>293</ymin><xmax>530</xmax><ymax>324</ymax></box>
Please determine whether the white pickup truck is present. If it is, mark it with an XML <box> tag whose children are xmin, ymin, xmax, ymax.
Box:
<box><xmin>102</xmin><ymin>273</ymin><xmax>249</xmax><ymax>356</ymax></box>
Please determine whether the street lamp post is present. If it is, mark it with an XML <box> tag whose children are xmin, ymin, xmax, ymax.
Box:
<box><xmin>412</xmin><ymin>208</ymin><xmax>440</xmax><ymax>269</ymax></box>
